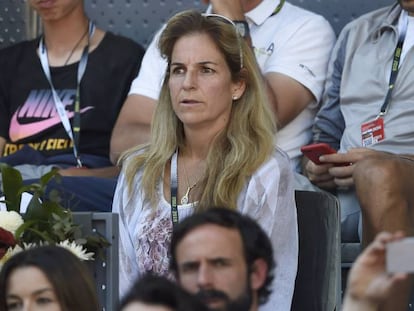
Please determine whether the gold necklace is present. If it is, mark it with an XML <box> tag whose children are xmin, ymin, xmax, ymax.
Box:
<box><xmin>180</xmin><ymin>159</ymin><xmax>199</xmax><ymax>205</ymax></box>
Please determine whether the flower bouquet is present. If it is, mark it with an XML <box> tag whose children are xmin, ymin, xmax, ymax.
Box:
<box><xmin>0</xmin><ymin>163</ymin><xmax>110</xmax><ymax>268</ymax></box>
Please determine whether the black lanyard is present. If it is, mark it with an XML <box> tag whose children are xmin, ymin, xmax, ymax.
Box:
<box><xmin>38</xmin><ymin>21</ymin><xmax>95</xmax><ymax>167</ymax></box>
<box><xmin>170</xmin><ymin>150</ymin><xmax>179</xmax><ymax>226</ymax></box>
<box><xmin>378</xmin><ymin>11</ymin><xmax>408</xmax><ymax>118</ymax></box>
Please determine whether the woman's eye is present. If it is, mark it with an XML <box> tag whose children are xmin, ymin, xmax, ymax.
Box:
<box><xmin>171</xmin><ymin>67</ymin><xmax>184</xmax><ymax>75</ymax></box>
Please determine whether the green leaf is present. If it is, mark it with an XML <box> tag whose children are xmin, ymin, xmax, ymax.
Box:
<box><xmin>40</xmin><ymin>168</ymin><xmax>60</xmax><ymax>184</ymax></box>
<box><xmin>15</xmin><ymin>219</ymin><xmax>38</xmax><ymax>240</ymax></box>
<box><xmin>24</xmin><ymin>227</ymin><xmax>55</xmax><ymax>244</ymax></box>
<box><xmin>0</xmin><ymin>163</ymin><xmax>110</xmax><ymax>259</ymax></box>
<box><xmin>48</xmin><ymin>189</ymin><xmax>62</xmax><ymax>205</ymax></box>
<box><xmin>0</xmin><ymin>163</ymin><xmax>23</xmax><ymax>212</ymax></box>
<box><xmin>24</xmin><ymin>194</ymin><xmax>48</xmax><ymax>222</ymax></box>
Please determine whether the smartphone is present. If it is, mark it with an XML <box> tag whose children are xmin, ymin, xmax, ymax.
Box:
<box><xmin>300</xmin><ymin>143</ymin><xmax>337</xmax><ymax>165</ymax></box>
<box><xmin>386</xmin><ymin>237</ymin><xmax>414</xmax><ymax>273</ymax></box>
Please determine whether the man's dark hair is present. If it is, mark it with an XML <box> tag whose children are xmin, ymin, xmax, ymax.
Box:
<box><xmin>170</xmin><ymin>207</ymin><xmax>275</xmax><ymax>305</ymax></box>
<box><xmin>118</xmin><ymin>273</ymin><xmax>209</xmax><ymax>311</ymax></box>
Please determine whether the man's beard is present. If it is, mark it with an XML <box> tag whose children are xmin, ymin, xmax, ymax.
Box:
<box><xmin>195</xmin><ymin>284</ymin><xmax>253</xmax><ymax>311</ymax></box>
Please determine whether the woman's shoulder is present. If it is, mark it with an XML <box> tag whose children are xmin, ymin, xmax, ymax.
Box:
<box><xmin>263</xmin><ymin>146</ymin><xmax>293</xmax><ymax>171</ymax></box>
<box><xmin>120</xmin><ymin>146</ymin><xmax>148</xmax><ymax>166</ymax></box>
<box><xmin>247</xmin><ymin>146</ymin><xmax>294</xmax><ymax>185</ymax></box>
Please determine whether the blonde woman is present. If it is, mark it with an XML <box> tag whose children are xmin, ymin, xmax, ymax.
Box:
<box><xmin>113</xmin><ymin>10</ymin><xmax>297</xmax><ymax>311</ymax></box>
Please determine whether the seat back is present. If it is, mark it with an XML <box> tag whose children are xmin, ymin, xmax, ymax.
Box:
<box><xmin>291</xmin><ymin>190</ymin><xmax>341</xmax><ymax>311</ymax></box>
<box><xmin>0</xmin><ymin>1</ymin><xmax>394</xmax><ymax>49</ymax></box>
<box><xmin>288</xmin><ymin>0</ymin><xmax>394</xmax><ymax>35</ymax></box>
<box><xmin>73</xmin><ymin>212</ymin><xmax>119</xmax><ymax>311</ymax></box>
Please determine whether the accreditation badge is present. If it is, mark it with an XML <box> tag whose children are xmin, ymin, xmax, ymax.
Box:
<box><xmin>361</xmin><ymin>117</ymin><xmax>385</xmax><ymax>147</ymax></box>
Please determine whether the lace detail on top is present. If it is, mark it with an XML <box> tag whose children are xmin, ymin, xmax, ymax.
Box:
<box><xmin>136</xmin><ymin>209</ymin><xmax>173</xmax><ymax>276</ymax></box>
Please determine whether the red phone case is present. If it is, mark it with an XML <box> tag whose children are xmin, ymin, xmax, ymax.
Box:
<box><xmin>300</xmin><ymin>143</ymin><xmax>337</xmax><ymax>165</ymax></box>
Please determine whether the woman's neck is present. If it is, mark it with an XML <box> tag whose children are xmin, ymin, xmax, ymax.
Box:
<box><xmin>182</xmin><ymin>122</ymin><xmax>227</xmax><ymax>160</ymax></box>
<box><xmin>182</xmin><ymin>126</ymin><xmax>222</xmax><ymax>161</ymax></box>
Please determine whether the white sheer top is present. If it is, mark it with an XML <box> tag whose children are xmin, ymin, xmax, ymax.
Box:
<box><xmin>112</xmin><ymin>147</ymin><xmax>298</xmax><ymax>311</ymax></box>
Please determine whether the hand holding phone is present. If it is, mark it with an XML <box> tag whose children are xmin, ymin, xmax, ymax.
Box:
<box><xmin>300</xmin><ymin>143</ymin><xmax>337</xmax><ymax>165</ymax></box>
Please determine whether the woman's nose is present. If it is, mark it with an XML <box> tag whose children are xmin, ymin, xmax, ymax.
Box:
<box><xmin>182</xmin><ymin>70</ymin><xmax>197</xmax><ymax>90</ymax></box>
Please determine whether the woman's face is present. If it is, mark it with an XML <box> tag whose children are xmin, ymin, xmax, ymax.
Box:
<box><xmin>5</xmin><ymin>266</ymin><xmax>61</xmax><ymax>311</ymax></box>
<box><xmin>122</xmin><ymin>302</ymin><xmax>173</xmax><ymax>311</ymax></box>
<box><xmin>168</xmin><ymin>32</ymin><xmax>245</xmax><ymax>133</ymax></box>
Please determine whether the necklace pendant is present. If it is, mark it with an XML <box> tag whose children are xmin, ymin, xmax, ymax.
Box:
<box><xmin>180</xmin><ymin>194</ymin><xmax>189</xmax><ymax>205</ymax></box>
<box><xmin>180</xmin><ymin>186</ymin><xmax>191</xmax><ymax>205</ymax></box>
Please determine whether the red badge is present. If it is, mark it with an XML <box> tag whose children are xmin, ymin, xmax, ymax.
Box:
<box><xmin>361</xmin><ymin>117</ymin><xmax>385</xmax><ymax>147</ymax></box>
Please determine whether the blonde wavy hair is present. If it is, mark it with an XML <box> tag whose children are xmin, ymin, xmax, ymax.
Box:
<box><xmin>121</xmin><ymin>10</ymin><xmax>276</xmax><ymax>210</ymax></box>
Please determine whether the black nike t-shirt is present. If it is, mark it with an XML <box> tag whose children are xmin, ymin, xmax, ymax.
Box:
<box><xmin>0</xmin><ymin>32</ymin><xmax>144</xmax><ymax>159</ymax></box>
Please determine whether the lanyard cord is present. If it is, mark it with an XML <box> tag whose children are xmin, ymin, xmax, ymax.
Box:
<box><xmin>38</xmin><ymin>21</ymin><xmax>95</xmax><ymax>167</ymax></box>
<box><xmin>170</xmin><ymin>150</ymin><xmax>179</xmax><ymax>226</ymax></box>
<box><xmin>379</xmin><ymin>11</ymin><xmax>408</xmax><ymax>118</ymax></box>
<box><xmin>271</xmin><ymin>0</ymin><xmax>285</xmax><ymax>16</ymax></box>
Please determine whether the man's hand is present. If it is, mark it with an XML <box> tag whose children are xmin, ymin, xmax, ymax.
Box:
<box><xmin>323</xmin><ymin>148</ymin><xmax>390</xmax><ymax>187</ymax></box>
<box><xmin>304</xmin><ymin>157</ymin><xmax>336</xmax><ymax>189</ymax></box>
<box><xmin>305</xmin><ymin>148</ymin><xmax>391</xmax><ymax>189</ymax></box>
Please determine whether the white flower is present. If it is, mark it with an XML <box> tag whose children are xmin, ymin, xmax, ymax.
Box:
<box><xmin>57</xmin><ymin>240</ymin><xmax>94</xmax><ymax>261</ymax></box>
<box><xmin>0</xmin><ymin>211</ymin><xmax>24</xmax><ymax>235</ymax></box>
<box><xmin>0</xmin><ymin>245</ymin><xmax>23</xmax><ymax>269</ymax></box>
<box><xmin>22</xmin><ymin>242</ymin><xmax>46</xmax><ymax>250</ymax></box>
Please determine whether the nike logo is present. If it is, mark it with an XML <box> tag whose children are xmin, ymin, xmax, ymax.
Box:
<box><xmin>10</xmin><ymin>108</ymin><xmax>93</xmax><ymax>141</ymax></box>
<box><xmin>9</xmin><ymin>89</ymin><xmax>94</xmax><ymax>142</ymax></box>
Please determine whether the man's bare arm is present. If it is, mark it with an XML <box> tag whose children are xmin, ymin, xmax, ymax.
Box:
<box><xmin>0</xmin><ymin>137</ymin><xmax>5</xmax><ymax>157</ymax></box>
<box><xmin>265</xmin><ymin>72</ymin><xmax>315</xmax><ymax>128</ymax></box>
<box><xmin>59</xmin><ymin>166</ymin><xmax>120</xmax><ymax>178</ymax></box>
<box><xmin>110</xmin><ymin>94</ymin><xmax>155</xmax><ymax>164</ymax></box>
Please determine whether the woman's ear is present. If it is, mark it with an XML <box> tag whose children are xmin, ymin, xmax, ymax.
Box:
<box><xmin>232</xmin><ymin>74</ymin><xmax>247</xmax><ymax>100</ymax></box>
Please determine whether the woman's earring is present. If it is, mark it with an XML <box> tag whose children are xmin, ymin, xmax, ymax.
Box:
<box><xmin>232</xmin><ymin>95</ymin><xmax>238</xmax><ymax>100</ymax></box>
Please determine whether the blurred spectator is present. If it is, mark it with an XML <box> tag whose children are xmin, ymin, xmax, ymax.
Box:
<box><xmin>119</xmin><ymin>273</ymin><xmax>209</xmax><ymax>311</ymax></box>
<box><xmin>170</xmin><ymin>207</ymin><xmax>275</xmax><ymax>311</ymax></box>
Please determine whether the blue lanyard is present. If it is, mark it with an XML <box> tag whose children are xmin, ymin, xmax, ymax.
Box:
<box><xmin>38</xmin><ymin>21</ymin><xmax>95</xmax><ymax>167</ymax></box>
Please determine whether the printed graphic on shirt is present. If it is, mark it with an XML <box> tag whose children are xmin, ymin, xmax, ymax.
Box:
<box><xmin>9</xmin><ymin>89</ymin><xmax>93</xmax><ymax>142</ymax></box>
<box><xmin>254</xmin><ymin>42</ymin><xmax>275</xmax><ymax>68</ymax></box>
<box><xmin>3</xmin><ymin>139</ymin><xmax>74</xmax><ymax>156</ymax></box>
